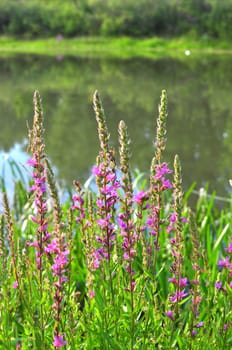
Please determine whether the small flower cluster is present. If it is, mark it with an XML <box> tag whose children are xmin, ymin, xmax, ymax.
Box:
<box><xmin>215</xmin><ymin>241</ymin><xmax>232</xmax><ymax>292</ymax></box>
<box><xmin>45</xmin><ymin>160</ymin><xmax>70</xmax><ymax>349</ymax></box>
<box><xmin>167</xmin><ymin>212</ymin><xmax>177</xmax><ymax>233</ymax></box>
<box><xmin>167</xmin><ymin>156</ymin><xmax>188</xmax><ymax>318</ymax></box>
<box><xmin>118</xmin><ymin>212</ymin><xmax>136</xmax><ymax>261</ymax></box>
<box><xmin>168</xmin><ymin>227</ymin><xmax>188</xmax><ymax>308</ymax></box>
<box><xmin>72</xmin><ymin>182</ymin><xmax>88</xmax><ymax>235</ymax></box>
<box><xmin>92</xmin><ymin>157</ymin><xmax>120</xmax><ymax>269</ymax></box>
<box><xmin>27</xmin><ymin>158</ymin><xmax>51</xmax><ymax>268</ymax></box>
<box><xmin>148</xmin><ymin>162</ymin><xmax>172</xmax><ymax>250</ymax></box>
<box><xmin>45</xmin><ymin>237</ymin><xmax>69</xmax><ymax>280</ymax></box>
<box><xmin>53</xmin><ymin>334</ymin><xmax>67</xmax><ymax>348</ymax></box>
<box><xmin>72</xmin><ymin>183</ymin><xmax>95</xmax><ymax>297</ymax></box>
<box><xmin>168</xmin><ymin>276</ymin><xmax>188</xmax><ymax>303</ymax></box>
<box><xmin>166</xmin><ymin>211</ymin><xmax>188</xmax><ymax>319</ymax></box>
<box><xmin>191</xmin><ymin>321</ymin><xmax>204</xmax><ymax>337</ymax></box>
<box><xmin>45</xmin><ymin>235</ymin><xmax>69</xmax><ymax>348</ymax></box>
<box><xmin>133</xmin><ymin>191</ymin><xmax>149</xmax><ymax>206</ymax></box>
<box><xmin>153</xmin><ymin>162</ymin><xmax>173</xmax><ymax>191</ymax></box>
<box><xmin>133</xmin><ymin>190</ymin><xmax>149</xmax><ymax>269</ymax></box>
<box><xmin>118</xmin><ymin>209</ymin><xmax>137</xmax><ymax>292</ymax></box>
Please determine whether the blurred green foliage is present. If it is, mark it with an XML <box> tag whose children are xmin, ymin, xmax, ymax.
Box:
<box><xmin>1</xmin><ymin>0</ymin><xmax>232</xmax><ymax>39</ymax></box>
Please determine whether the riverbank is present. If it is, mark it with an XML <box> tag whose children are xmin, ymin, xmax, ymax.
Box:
<box><xmin>0</xmin><ymin>36</ymin><xmax>232</xmax><ymax>58</ymax></box>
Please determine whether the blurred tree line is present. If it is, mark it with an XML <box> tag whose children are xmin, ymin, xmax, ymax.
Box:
<box><xmin>0</xmin><ymin>0</ymin><xmax>232</xmax><ymax>39</ymax></box>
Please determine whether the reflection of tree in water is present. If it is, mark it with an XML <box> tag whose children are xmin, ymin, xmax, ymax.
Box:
<box><xmin>0</xmin><ymin>55</ymin><xmax>232</xmax><ymax>195</ymax></box>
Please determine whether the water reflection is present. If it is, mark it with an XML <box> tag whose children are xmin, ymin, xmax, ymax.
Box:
<box><xmin>0</xmin><ymin>54</ymin><xmax>232</xmax><ymax>196</ymax></box>
<box><xmin>0</xmin><ymin>141</ymin><xmax>30</xmax><ymax>202</ymax></box>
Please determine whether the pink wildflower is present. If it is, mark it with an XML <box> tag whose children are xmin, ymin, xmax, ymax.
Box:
<box><xmin>53</xmin><ymin>334</ymin><xmax>67</xmax><ymax>348</ymax></box>
<box><xmin>26</xmin><ymin>158</ymin><xmax>38</xmax><ymax>167</ymax></box>
<box><xmin>225</xmin><ymin>243</ymin><xmax>232</xmax><ymax>253</ymax></box>
<box><xmin>12</xmin><ymin>281</ymin><xmax>19</xmax><ymax>289</ymax></box>
<box><xmin>133</xmin><ymin>191</ymin><xmax>148</xmax><ymax>205</ymax></box>
<box><xmin>89</xmin><ymin>290</ymin><xmax>95</xmax><ymax>299</ymax></box>
<box><xmin>168</xmin><ymin>277</ymin><xmax>188</xmax><ymax>288</ymax></box>
<box><xmin>196</xmin><ymin>321</ymin><xmax>203</xmax><ymax>328</ymax></box>
<box><xmin>170</xmin><ymin>290</ymin><xmax>188</xmax><ymax>303</ymax></box>
<box><xmin>218</xmin><ymin>257</ymin><xmax>230</xmax><ymax>268</ymax></box>
<box><xmin>166</xmin><ymin>310</ymin><xmax>174</xmax><ymax>320</ymax></box>
<box><xmin>215</xmin><ymin>282</ymin><xmax>222</xmax><ymax>290</ymax></box>
<box><xmin>154</xmin><ymin>162</ymin><xmax>172</xmax><ymax>179</ymax></box>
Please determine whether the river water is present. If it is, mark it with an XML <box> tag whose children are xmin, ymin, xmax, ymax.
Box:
<box><xmin>0</xmin><ymin>53</ymin><xmax>232</xmax><ymax>197</ymax></box>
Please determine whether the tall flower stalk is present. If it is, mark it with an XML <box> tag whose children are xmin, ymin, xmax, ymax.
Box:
<box><xmin>148</xmin><ymin>90</ymin><xmax>171</xmax><ymax>274</ymax></box>
<box><xmin>27</xmin><ymin>91</ymin><xmax>49</xmax><ymax>268</ymax></box>
<box><xmin>72</xmin><ymin>181</ymin><xmax>95</xmax><ymax>297</ymax></box>
<box><xmin>167</xmin><ymin>155</ymin><xmax>188</xmax><ymax>322</ymax></box>
<box><xmin>92</xmin><ymin>91</ymin><xmax>119</xmax><ymax>306</ymax></box>
<box><xmin>216</xmin><ymin>183</ymin><xmax>232</xmax><ymax>297</ymax></box>
<box><xmin>27</xmin><ymin>91</ymin><xmax>50</xmax><ymax>346</ymax></box>
<box><xmin>188</xmin><ymin>209</ymin><xmax>203</xmax><ymax>339</ymax></box>
<box><xmin>118</xmin><ymin>121</ymin><xmax>135</xmax><ymax>284</ymax></box>
<box><xmin>215</xmin><ymin>237</ymin><xmax>232</xmax><ymax>336</ymax></box>
<box><xmin>46</xmin><ymin>160</ymin><xmax>68</xmax><ymax>348</ymax></box>
<box><xmin>118</xmin><ymin>120</ymin><xmax>136</xmax><ymax>349</ymax></box>
<box><xmin>0</xmin><ymin>215</ymin><xmax>6</xmax><ymax>277</ymax></box>
<box><xmin>3</xmin><ymin>192</ymin><xmax>20</xmax><ymax>290</ymax></box>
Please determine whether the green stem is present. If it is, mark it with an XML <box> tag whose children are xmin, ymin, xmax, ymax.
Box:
<box><xmin>130</xmin><ymin>272</ymin><xmax>134</xmax><ymax>350</ymax></box>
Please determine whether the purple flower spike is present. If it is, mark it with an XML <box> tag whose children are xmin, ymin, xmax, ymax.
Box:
<box><xmin>92</xmin><ymin>165</ymin><xmax>104</xmax><ymax>177</ymax></box>
<box><xmin>91</xmin><ymin>160</ymin><xmax>119</xmax><ymax>269</ymax></box>
<box><xmin>161</xmin><ymin>178</ymin><xmax>173</xmax><ymax>189</ymax></box>
<box><xmin>170</xmin><ymin>212</ymin><xmax>177</xmax><ymax>223</ymax></box>
<box><xmin>153</xmin><ymin>163</ymin><xmax>173</xmax><ymax>189</ymax></box>
<box><xmin>216</xmin><ymin>236</ymin><xmax>232</xmax><ymax>295</ymax></box>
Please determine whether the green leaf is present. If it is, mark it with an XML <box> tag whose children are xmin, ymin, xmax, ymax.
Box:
<box><xmin>213</xmin><ymin>223</ymin><xmax>229</xmax><ymax>251</ymax></box>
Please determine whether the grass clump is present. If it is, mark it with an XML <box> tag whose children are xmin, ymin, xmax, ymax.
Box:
<box><xmin>0</xmin><ymin>89</ymin><xmax>231</xmax><ymax>349</ymax></box>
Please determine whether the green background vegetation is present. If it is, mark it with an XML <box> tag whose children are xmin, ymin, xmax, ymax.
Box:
<box><xmin>0</xmin><ymin>0</ymin><xmax>232</xmax><ymax>40</ymax></box>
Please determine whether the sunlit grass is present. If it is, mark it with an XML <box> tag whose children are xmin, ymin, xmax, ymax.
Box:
<box><xmin>0</xmin><ymin>35</ymin><xmax>232</xmax><ymax>58</ymax></box>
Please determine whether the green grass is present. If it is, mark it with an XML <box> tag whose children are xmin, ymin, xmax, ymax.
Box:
<box><xmin>0</xmin><ymin>35</ymin><xmax>232</xmax><ymax>58</ymax></box>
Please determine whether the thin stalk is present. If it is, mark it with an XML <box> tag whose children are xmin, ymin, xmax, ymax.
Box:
<box><xmin>130</xmin><ymin>272</ymin><xmax>135</xmax><ymax>350</ymax></box>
